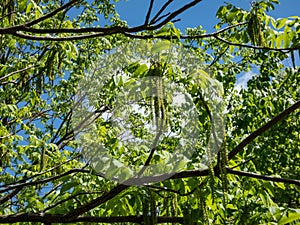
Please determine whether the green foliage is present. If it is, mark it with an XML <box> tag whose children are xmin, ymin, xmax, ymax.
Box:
<box><xmin>0</xmin><ymin>0</ymin><xmax>299</xmax><ymax>224</ymax></box>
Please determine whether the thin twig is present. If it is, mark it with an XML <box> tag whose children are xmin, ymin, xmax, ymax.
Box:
<box><xmin>0</xmin><ymin>0</ymin><xmax>82</xmax><ymax>33</ymax></box>
<box><xmin>227</xmin><ymin>168</ymin><xmax>300</xmax><ymax>186</ymax></box>
<box><xmin>0</xmin><ymin>155</ymin><xmax>80</xmax><ymax>189</ymax></box>
<box><xmin>0</xmin><ymin>65</ymin><xmax>36</xmax><ymax>81</ymax></box>
<box><xmin>150</xmin><ymin>0</ymin><xmax>174</xmax><ymax>24</ymax></box>
<box><xmin>0</xmin><ymin>168</ymin><xmax>90</xmax><ymax>193</ymax></box>
<box><xmin>145</xmin><ymin>0</ymin><xmax>155</xmax><ymax>25</ymax></box>
<box><xmin>214</xmin><ymin>35</ymin><xmax>294</xmax><ymax>52</ymax></box>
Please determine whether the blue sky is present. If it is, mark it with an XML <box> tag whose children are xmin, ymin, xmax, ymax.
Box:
<box><xmin>115</xmin><ymin>0</ymin><xmax>300</xmax><ymax>32</ymax></box>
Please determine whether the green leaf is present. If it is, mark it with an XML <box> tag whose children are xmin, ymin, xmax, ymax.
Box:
<box><xmin>19</xmin><ymin>0</ymin><xmax>28</xmax><ymax>11</ymax></box>
<box><xmin>61</xmin><ymin>181</ymin><xmax>77</xmax><ymax>193</ymax></box>
<box><xmin>25</xmin><ymin>2</ymin><xmax>33</xmax><ymax>14</ymax></box>
<box><xmin>134</xmin><ymin>64</ymin><xmax>148</xmax><ymax>76</ymax></box>
<box><xmin>173</xmin><ymin>159</ymin><xmax>186</xmax><ymax>171</ymax></box>
<box><xmin>227</xmin><ymin>204</ymin><xmax>237</xmax><ymax>210</ymax></box>
<box><xmin>274</xmin><ymin>182</ymin><xmax>285</xmax><ymax>190</ymax></box>
<box><xmin>276</xmin><ymin>34</ymin><xmax>283</xmax><ymax>47</ymax></box>
<box><xmin>283</xmin><ymin>26</ymin><xmax>291</xmax><ymax>47</ymax></box>
<box><xmin>276</xmin><ymin>18</ymin><xmax>288</xmax><ymax>29</ymax></box>
<box><xmin>151</xmin><ymin>40</ymin><xmax>171</xmax><ymax>54</ymax></box>
<box><xmin>279</xmin><ymin>212</ymin><xmax>300</xmax><ymax>225</ymax></box>
<box><xmin>125</xmin><ymin>62</ymin><xmax>140</xmax><ymax>73</ymax></box>
<box><xmin>155</xmin><ymin>28</ymin><xmax>170</xmax><ymax>37</ymax></box>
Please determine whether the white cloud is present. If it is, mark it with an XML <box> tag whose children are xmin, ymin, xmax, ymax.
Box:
<box><xmin>235</xmin><ymin>71</ymin><xmax>255</xmax><ymax>91</ymax></box>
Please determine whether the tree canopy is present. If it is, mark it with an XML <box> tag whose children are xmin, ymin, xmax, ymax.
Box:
<box><xmin>0</xmin><ymin>0</ymin><xmax>299</xmax><ymax>224</ymax></box>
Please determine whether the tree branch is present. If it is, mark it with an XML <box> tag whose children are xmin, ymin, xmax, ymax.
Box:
<box><xmin>0</xmin><ymin>156</ymin><xmax>80</xmax><ymax>190</ymax></box>
<box><xmin>0</xmin><ymin>0</ymin><xmax>82</xmax><ymax>34</ymax></box>
<box><xmin>1</xmin><ymin>1</ymin><xmax>298</xmax><ymax>54</ymax></box>
<box><xmin>150</xmin><ymin>0</ymin><xmax>174</xmax><ymax>24</ymax></box>
<box><xmin>147</xmin><ymin>177</ymin><xmax>208</xmax><ymax>196</ymax></box>
<box><xmin>12</xmin><ymin>31</ymin><xmax>108</xmax><ymax>41</ymax></box>
<box><xmin>2</xmin><ymin>0</ymin><xmax>205</xmax><ymax>42</ymax></box>
<box><xmin>214</xmin><ymin>35</ymin><xmax>297</xmax><ymax>52</ymax></box>
<box><xmin>0</xmin><ymin>187</ymin><xmax>23</xmax><ymax>205</ymax></box>
<box><xmin>64</xmin><ymin>184</ymin><xmax>128</xmax><ymax>220</ymax></box>
<box><xmin>151</xmin><ymin>0</ymin><xmax>203</xmax><ymax>30</ymax></box>
<box><xmin>0</xmin><ymin>65</ymin><xmax>36</xmax><ymax>82</ymax></box>
<box><xmin>181</xmin><ymin>22</ymin><xmax>248</xmax><ymax>39</ymax></box>
<box><xmin>228</xmin><ymin>100</ymin><xmax>300</xmax><ymax>161</ymax></box>
<box><xmin>145</xmin><ymin>0</ymin><xmax>155</xmax><ymax>25</ymax></box>
<box><xmin>1</xmin><ymin>0</ymin><xmax>202</xmax><ymax>36</ymax></box>
<box><xmin>42</xmin><ymin>191</ymin><xmax>104</xmax><ymax>212</ymax></box>
<box><xmin>1</xmin><ymin>165</ymin><xmax>297</xmax><ymax>223</ymax></box>
<box><xmin>59</xmin><ymin>167</ymin><xmax>209</xmax><ymax>219</ymax></box>
<box><xmin>11</xmin><ymin>23</ymin><xmax>245</xmax><ymax>42</ymax></box>
<box><xmin>0</xmin><ymin>168</ymin><xmax>90</xmax><ymax>193</ymax></box>
<box><xmin>227</xmin><ymin>168</ymin><xmax>300</xmax><ymax>186</ymax></box>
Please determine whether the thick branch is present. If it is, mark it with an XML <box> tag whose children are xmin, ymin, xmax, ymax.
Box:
<box><xmin>12</xmin><ymin>30</ymin><xmax>114</xmax><ymax>41</ymax></box>
<box><xmin>60</xmin><ymin>168</ymin><xmax>209</xmax><ymax>219</ymax></box>
<box><xmin>2</xmin><ymin>0</ymin><xmax>205</xmax><ymax>42</ymax></box>
<box><xmin>228</xmin><ymin>100</ymin><xmax>300</xmax><ymax>161</ymax></box>
<box><xmin>1</xmin><ymin>165</ymin><xmax>298</xmax><ymax>223</ymax></box>
<box><xmin>1</xmin><ymin>0</ymin><xmax>202</xmax><ymax>36</ymax></box>
<box><xmin>10</xmin><ymin>23</ymin><xmax>245</xmax><ymax>41</ymax></box>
